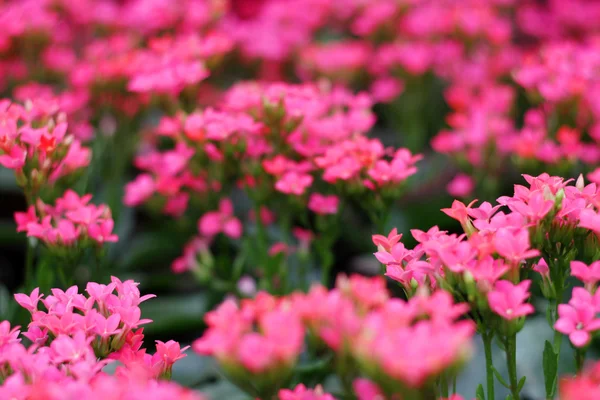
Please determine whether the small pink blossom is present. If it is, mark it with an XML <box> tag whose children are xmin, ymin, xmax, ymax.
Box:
<box><xmin>308</xmin><ymin>193</ymin><xmax>339</xmax><ymax>215</ymax></box>
<box><xmin>555</xmin><ymin>290</ymin><xmax>600</xmax><ymax>348</ymax></box>
<box><xmin>275</xmin><ymin>171</ymin><xmax>313</xmax><ymax>195</ymax></box>
<box><xmin>447</xmin><ymin>174</ymin><xmax>475</xmax><ymax>198</ymax></box>
<box><xmin>488</xmin><ymin>280</ymin><xmax>535</xmax><ymax>320</ymax></box>
<box><xmin>198</xmin><ymin>199</ymin><xmax>242</xmax><ymax>239</ymax></box>
<box><xmin>571</xmin><ymin>261</ymin><xmax>600</xmax><ymax>291</ymax></box>
<box><xmin>494</xmin><ymin>228</ymin><xmax>540</xmax><ymax>265</ymax></box>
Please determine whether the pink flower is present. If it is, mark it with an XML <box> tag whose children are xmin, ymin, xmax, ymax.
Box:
<box><xmin>372</xmin><ymin>228</ymin><xmax>403</xmax><ymax>252</ymax></box>
<box><xmin>124</xmin><ymin>174</ymin><xmax>155</xmax><ymax>206</ymax></box>
<box><xmin>488</xmin><ymin>280</ymin><xmax>535</xmax><ymax>320</ymax></box>
<box><xmin>14</xmin><ymin>288</ymin><xmax>42</xmax><ymax>313</ymax></box>
<box><xmin>571</xmin><ymin>261</ymin><xmax>600</xmax><ymax>291</ymax></box>
<box><xmin>353</xmin><ymin>379</ymin><xmax>385</xmax><ymax>400</ymax></box>
<box><xmin>533</xmin><ymin>258</ymin><xmax>550</xmax><ymax>278</ymax></box>
<box><xmin>442</xmin><ymin>200</ymin><xmax>477</xmax><ymax>227</ymax></box>
<box><xmin>93</xmin><ymin>313</ymin><xmax>121</xmax><ymax>338</ymax></box>
<box><xmin>0</xmin><ymin>321</ymin><xmax>20</xmax><ymax>348</ymax></box>
<box><xmin>275</xmin><ymin>171</ymin><xmax>313</xmax><ymax>195</ymax></box>
<box><xmin>467</xmin><ymin>202</ymin><xmax>501</xmax><ymax>221</ymax></box>
<box><xmin>198</xmin><ymin>199</ymin><xmax>242</xmax><ymax>239</ymax></box>
<box><xmin>308</xmin><ymin>194</ymin><xmax>339</xmax><ymax>215</ymax></box>
<box><xmin>154</xmin><ymin>340</ymin><xmax>190</xmax><ymax>367</ymax></box>
<box><xmin>0</xmin><ymin>145</ymin><xmax>26</xmax><ymax>169</ymax></box>
<box><xmin>494</xmin><ymin>228</ymin><xmax>539</xmax><ymax>265</ymax></box>
<box><xmin>506</xmin><ymin>190</ymin><xmax>554</xmax><ymax>222</ymax></box>
<box><xmin>555</xmin><ymin>296</ymin><xmax>600</xmax><ymax>348</ymax></box>
<box><xmin>370</xmin><ymin>77</ymin><xmax>404</xmax><ymax>103</ymax></box>
<box><xmin>50</xmin><ymin>331</ymin><xmax>94</xmax><ymax>364</ymax></box>
<box><xmin>14</xmin><ymin>206</ymin><xmax>37</xmax><ymax>232</ymax></box>
<box><xmin>279</xmin><ymin>384</ymin><xmax>335</xmax><ymax>400</ymax></box>
<box><xmin>447</xmin><ymin>174</ymin><xmax>475</xmax><ymax>198</ymax></box>
<box><xmin>88</xmin><ymin>219</ymin><xmax>119</xmax><ymax>244</ymax></box>
<box><xmin>579</xmin><ymin>209</ymin><xmax>600</xmax><ymax>233</ymax></box>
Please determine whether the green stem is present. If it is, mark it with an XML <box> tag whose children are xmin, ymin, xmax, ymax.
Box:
<box><xmin>547</xmin><ymin>294</ymin><xmax>563</xmax><ymax>398</ymax></box>
<box><xmin>483</xmin><ymin>331</ymin><xmax>495</xmax><ymax>400</ymax></box>
<box><xmin>253</xmin><ymin>204</ymin><xmax>270</xmax><ymax>290</ymax></box>
<box><xmin>575</xmin><ymin>348</ymin><xmax>586</xmax><ymax>373</ymax></box>
<box><xmin>318</xmin><ymin>244</ymin><xmax>334</xmax><ymax>287</ymax></box>
<box><xmin>453</xmin><ymin>376</ymin><xmax>457</xmax><ymax>395</ymax></box>
<box><xmin>440</xmin><ymin>371</ymin><xmax>449</xmax><ymax>398</ymax></box>
<box><xmin>57</xmin><ymin>265</ymin><xmax>69</xmax><ymax>288</ymax></box>
<box><xmin>505</xmin><ymin>335</ymin><xmax>520</xmax><ymax>400</ymax></box>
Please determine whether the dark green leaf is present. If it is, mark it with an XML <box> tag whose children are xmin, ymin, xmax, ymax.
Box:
<box><xmin>476</xmin><ymin>384</ymin><xmax>485</xmax><ymax>400</ymax></box>
<box><xmin>139</xmin><ymin>293</ymin><xmax>207</xmax><ymax>336</ymax></box>
<box><xmin>543</xmin><ymin>340</ymin><xmax>559</xmax><ymax>397</ymax></box>
<box><xmin>492</xmin><ymin>366</ymin><xmax>510</xmax><ymax>388</ymax></box>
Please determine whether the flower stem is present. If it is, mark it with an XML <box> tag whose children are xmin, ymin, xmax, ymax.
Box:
<box><xmin>440</xmin><ymin>371</ymin><xmax>449</xmax><ymax>398</ymax></box>
<box><xmin>505</xmin><ymin>334</ymin><xmax>520</xmax><ymax>400</ymax></box>
<box><xmin>546</xmin><ymin>296</ymin><xmax>563</xmax><ymax>399</ymax></box>
<box><xmin>575</xmin><ymin>348</ymin><xmax>586</xmax><ymax>373</ymax></box>
<box><xmin>483</xmin><ymin>331</ymin><xmax>495</xmax><ymax>400</ymax></box>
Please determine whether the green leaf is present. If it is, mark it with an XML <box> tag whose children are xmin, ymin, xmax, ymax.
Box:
<box><xmin>492</xmin><ymin>366</ymin><xmax>510</xmax><ymax>389</ymax></box>
<box><xmin>476</xmin><ymin>384</ymin><xmax>485</xmax><ymax>400</ymax></box>
<box><xmin>518</xmin><ymin>376</ymin><xmax>527</xmax><ymax>392</ymax></box>
<box><xmin>139</xmin><ymin>293</ymin><xmax>207</xmax><ymax>336</ymax></box>
<box><xmin>543</xmin><ymin>340</ymin><xmax>559</xmax><ymax>397</ymax></box>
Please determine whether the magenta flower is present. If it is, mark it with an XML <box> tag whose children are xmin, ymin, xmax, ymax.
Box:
<box><xmin>124</xmin><ymin>174</ymin><xmax>155</xmax><ymax>206</ymax></box>
<box><xmin>93</xmin><ymin>313</ymin><xmax>121</xmax><ymax>339</ymax></box>
<box><xmin>279</xmin><ymin>384</ymin><xmax>335</xmax><ymax>400</ymax></box>
<box><xmin>275</xmin><ymin>171</ymin><xmax>313</xmax><ymax>195</ymax></box>
<box><xmin>442</xmin><ymin>199</ymin><xmax>477</xmax><ymax>226</ymax></box>
<box><xmin>353</xmin><ymin>379</ymin><xmax>385</xmax><ymax>400</ymax></box>
<box><xmin>506</xmin><ymin>190</ymin><xmax>554</xmax><ymax>222</ymax></box>
<box><xmin>488</xmin><ymin>280</ymin><xmax>535</xmax><ymax>320</ymax></box>
<box><xmin>198</xmin><ymin>198</ymin><xmax>242</xmax><ymax>239</ymax></box>
<box><xmin>533</xmin><ymin>258</ymin><xmax>550</xmax><ymax>278</ymax></box>
<box><xmin>0</xmin><ymin>321</ymin><xmax>20</xmax><ymax>348</ymax></box>
<box><xmin>555</xmin><ymin>295</ymin><xmax>600</xmax><ymax>348</ymax></box>
<box><xmin>0</xmin><ymin>145</ymin><xmax>26</xmax><ymax>169</ymax></box>
<box><xmin>154</xmin><ymin>340</ymin><xmax>190</xmax><ymax>368</ymax></box>
<box><xmin>493</xmin><ymin>228</ymin><xmax>540</xmax><ymax>265</ymax></box>
<box><xmin>447</xmin><ymin>174</ymin><xmax>475</xmax><ymax>198</ymax></box>
<box><xmin>578</xmin><ymin>209</ymin><xmax>600</xmax><ymax>233</ymax></box>
<box><xmin>372</xmin><ymin>228</ymin><xmax>403</xmax><ymax>252</ymax></box>
<box><xmin>50</xmin><ymin>331</ymin><xmax>94</xmax><ymax>364</ymax></box>
<box><xmin>14</xmin><ymin>288</ymin><xmax>42</xmax><ymax>313</ymax></box>
<box><xmin>88</xmin><ymin>219</ymin><xmax>119</xmax><ymax>244</ymax></box>
<box><xmin>308</xmin><ymin>193</ymin><xmax>339</xmax><ymax>215</ymax></box>
<box><xmin>571</xmin><ymin>261</ymin><xmax>600</xmax><ymax>291</ymax></box>
<box><xmin>14</xmin><ymin>206</ymin><xmax>37</xmax><ymax>232</ymax></box>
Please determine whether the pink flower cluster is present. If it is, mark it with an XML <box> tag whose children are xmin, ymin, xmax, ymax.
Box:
<box><xmin>0</xmin><ymin>99</ymin><xmax>90</xmax><ymax>194</ymax></box>
<box><xmin>0</xmin><ymin>278</ymin><xmax>200</xmax><ymax>399</ymax></box>
<box><xmin>195</xmin><ymin>274</ymin><xmax>474</xmax><ymax>398</ymax></box>
<box><xmin>14</xmin><ymin>190</ymin><xmax>117</xmax><ymax>249</ymax></box>
<box><xmin>298</xmin><ymin>275</ymin><xmax>473</xmax><ymax>395</ymax></box>
<box><xmin>375</xmin><ymin>173</ymin><xmax>600</xmax><ymax>297</ymax></box>
<box><xmin>193</xmin><ymin>292</ymin><xmax>304</xmax><ymax>398</ymax></box>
